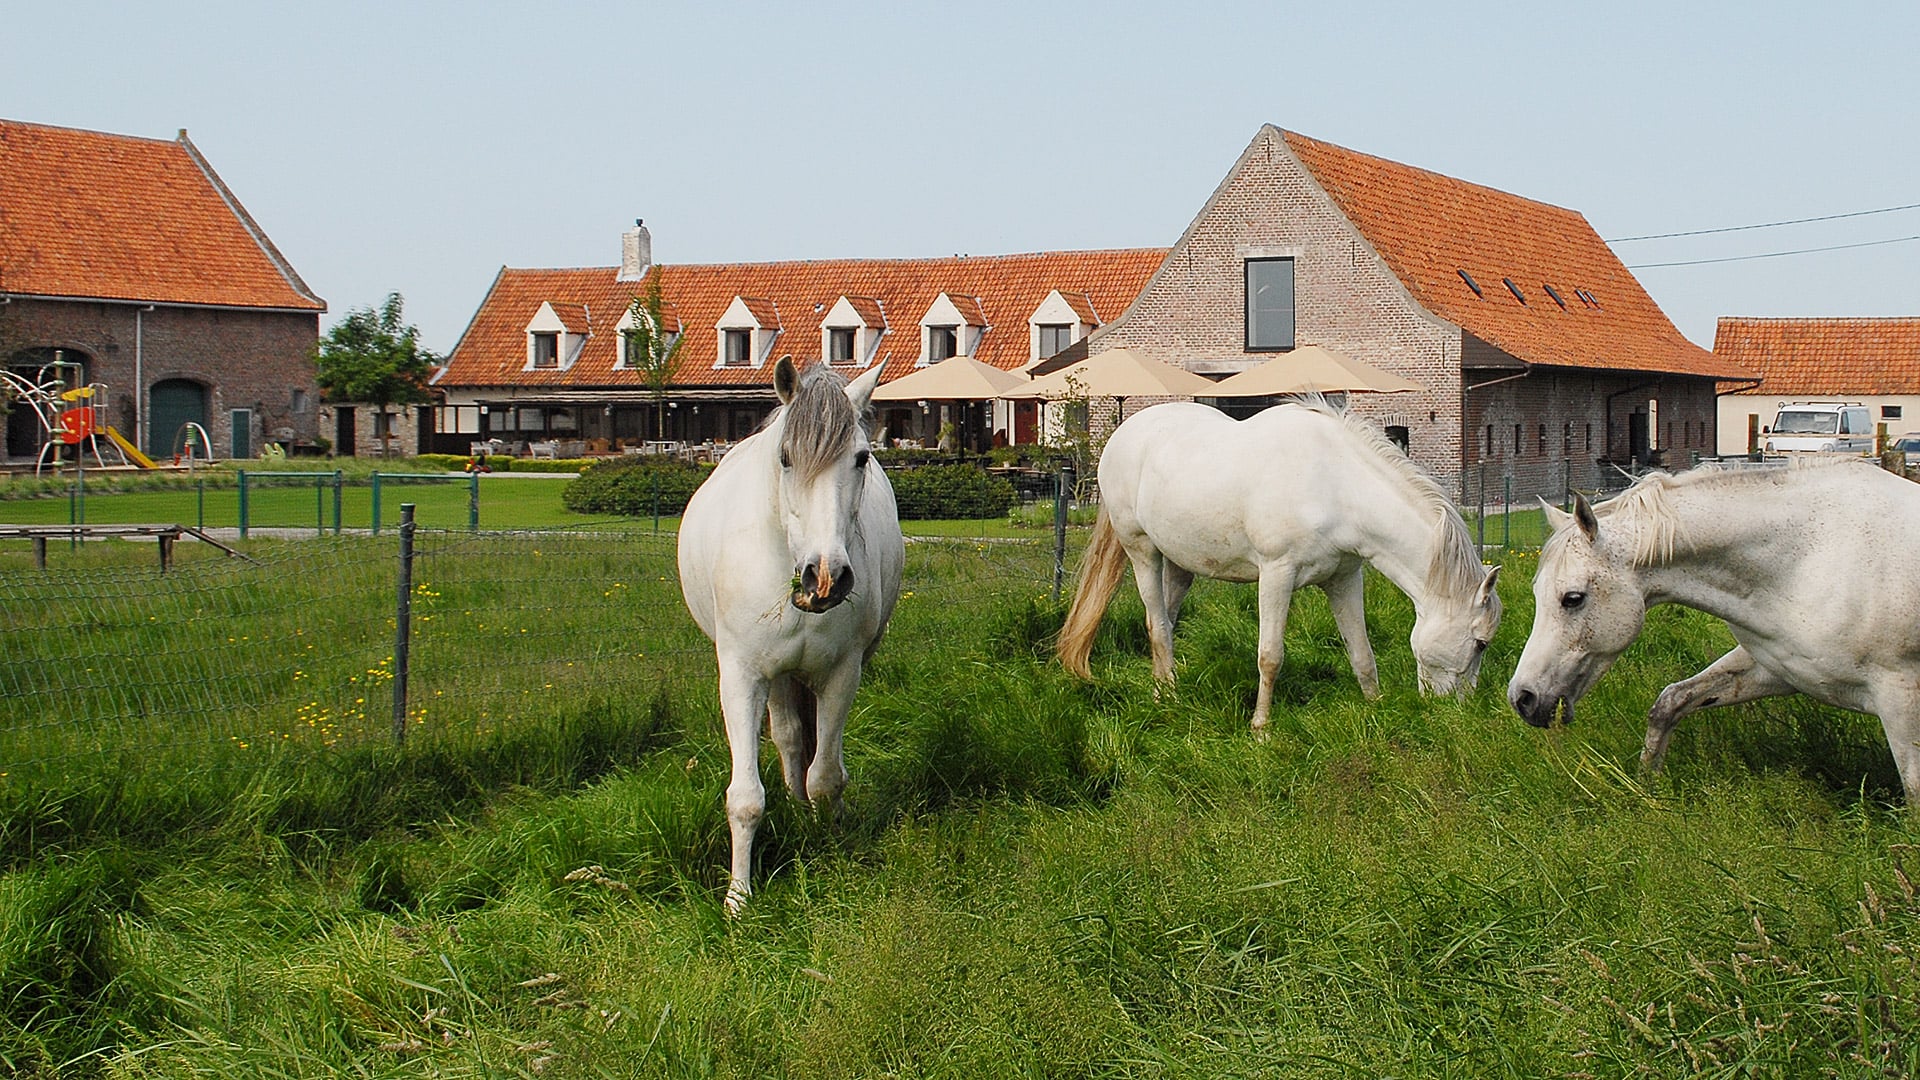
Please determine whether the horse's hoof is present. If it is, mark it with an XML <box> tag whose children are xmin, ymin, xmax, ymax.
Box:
<box><xmin>1251</xmin><ymin>721</ymin><xmax>1272</xmax><ymax>743</ymax></box>
<box><xmin>724</xmin><ymin>886</ymin><xmax>750</xmax><ymax>917</ymax></box>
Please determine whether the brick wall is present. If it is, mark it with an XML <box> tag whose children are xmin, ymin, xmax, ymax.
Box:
<box><xmin>2</xmin><ymin>297</ymin><xmax>319</xmax><ymax>459</ymax></box>
<box><xmin>1461</xmin><ymin>367</ymin><xmax>1720</xmax><ymax>506</ymax></box>
<box><xmin>1091</xmin><ymin>127</ymin><xmax>1467</xmax><ymax>495</ymax></box>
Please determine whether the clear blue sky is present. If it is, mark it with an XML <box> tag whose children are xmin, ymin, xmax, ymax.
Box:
<box><xmin>7</xmin><ymin>1</ymin><xmax>1916</xmax><ymax>355</ymax></box>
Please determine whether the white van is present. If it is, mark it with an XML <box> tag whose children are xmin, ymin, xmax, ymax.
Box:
<box><xmin>1764</xmin><ymin>401</ymin><xmax>1875</xmax><ymax>454</ymax></box>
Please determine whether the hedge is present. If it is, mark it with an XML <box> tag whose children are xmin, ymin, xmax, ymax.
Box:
<box><xmin>887</xmin><ymin>464</ymin><xmax>1016</xmax><ymax>520</ymax></box>
<box><xmin>561</xmin><ymin>458</ymin><xmax>715</xmax><ymax>516</ymax></box>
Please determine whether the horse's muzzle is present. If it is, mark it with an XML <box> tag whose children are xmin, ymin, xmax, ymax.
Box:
<box><xmin>791</xmin><ymin>559</ymin><xmax>854</xmax><ymax>614</ymax></box>
<box><xmin>1509</xmin><ymin>686</ymin><xmax>1572</xmax><ymax>728</ymax></box>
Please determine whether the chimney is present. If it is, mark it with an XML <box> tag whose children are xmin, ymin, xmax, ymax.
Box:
<box><xmin>618</xmin><ymin>219</ymin><xmax>652</xmax><ymax>282</ymax></box>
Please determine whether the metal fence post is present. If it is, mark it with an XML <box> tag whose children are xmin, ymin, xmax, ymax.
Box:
<box><xmin>371</xmin><ymin>473</ymin><xmax>383</xmax><ymax>535</ymax></box>
<box><xmin>196</xmin><ymin>479</ymin><xmax>204</xmax><ymax>530</ymax></box>
<box><xmin>238</xmin><ymin>469</ymin><xmax>249</xmax><ymax>540</ymax></box>
<box><xmin>651</xmin><ymin>470</ymin><xmax>662</xmax><ymax>535</ymax></box>
<box><xmin>1476</xmin><ymin>463</ymin><xmax>1486</xmax><ymax>552</ymax></box>
<box><xmin>1052</xmin><ymin>462</ymin><xmax>1074</xmax><ymax>602</ymax></box>
<box><xmin>393</xmin><ymin>503</ymin><xmax>416</xmax><ymax>746</ymax></box>
<box><xmin>468</xmin><ymin>472</ymin><xmax>480</xmax><ymax>532</ymax></box>
<box><xmin>314</xmin><ymin>474</ymin><xmax>325</xmax><ymax>537</ymax></box>
<box><xmin>333</xmin><ymin>471</ymin><xmax>343</xmax><ymax>535</ymax></box>
<box><xmin>1503</xmin><ymin>473</ymin><xmax>1512</xmax><ymax>550</ymax></box>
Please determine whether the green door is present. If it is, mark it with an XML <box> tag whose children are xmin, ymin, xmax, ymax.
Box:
<box><xmin>230</xmin><ymin>409</ymin><xmax>253</xmax><ymax>460</ymax></box>
<box><xmin>148</xmin><ymin>379</ymin><xmax>207</xmax><ymax>459</ymax></box>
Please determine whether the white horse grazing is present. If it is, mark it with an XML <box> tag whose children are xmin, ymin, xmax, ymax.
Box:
<box><xmin>679</xmin><ymin>357</ymin><xmax>903</xmax><ymax>911</ymax></box>
<box><xmin>1508</xmin><ymin>460</ymin><xmax>1920</xmax><ymax>805</ymax></box>
<box><xmin>1058</xmin><ymin>400</ymin><xmax>1503</xmax><ymax>731</ymax></box>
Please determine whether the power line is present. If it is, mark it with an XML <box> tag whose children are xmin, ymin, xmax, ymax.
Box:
<box><xmin>1626</xmin><ymin>233</ymin><xmax>1920</xmax><ymax>269</ymax></box>
<box><xmin>1607</xmin><ymin>201</ymin><xmax>1920</xmax><ymax>242</ymax></box>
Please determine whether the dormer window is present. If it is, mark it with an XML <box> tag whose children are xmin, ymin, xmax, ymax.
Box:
<box><xmin>531</xmin><ymin>332</ymin><xmax>559</xmax><ymax>369</ymax></box>
<box><xmin>524</xmin><ymin>301</ymin><xmax>589</xmax><ymax>371</ymax></box>
<box><xmin>612</xmin><ymin>300</ymin><xmax>680</xmax><ymax>370</ymax></box>
<box><xmin>919</xmin><ymin>293</ymin><xmax>986</xmax><ymax>365</ymax></box>
<box><xmin>828</xmin><ymin>327</ymin><xmax>856</xmax><ymax>364</ymax></box>
<box><xmin>928</xmin><ymin>326</ymin><xmax>958</xmax><ymax>362</ymax></box>
<box><xmin>1028</xmin><ymin>290</ymin><xmax>1100</xmax><ymax>363</ymax></box>
<box><xmin>714</xmin><ymin>296</ymin><xmax>780</xmax><ymax>369</ymax></box>
<box><xmin>724</xmin><ymin>328</ymin><xmax>753</xmax><ymax>366</ymax></box>
<box><xmin>820</xmin><ymin>295</ymin><xmax>886</xmax><ymax>368</ymax></box>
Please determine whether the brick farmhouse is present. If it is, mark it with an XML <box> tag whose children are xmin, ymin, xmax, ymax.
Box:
<box><xmin>0</xmin><ymin>119</ymin><xmax>326</xmax><ymax>463</ymax></box>
<box><xmin>1713</xmin><ymin>317</ymin><xmax>1920</xmax><ymax>454</ymax></box>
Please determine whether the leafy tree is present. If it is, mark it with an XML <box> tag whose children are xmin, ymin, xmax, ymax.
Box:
<box><xmin>623</xmin><ymin>270</ymin><xmax>683</xmax><ymax>440</ymax></box>
<box><xmin>312</xmin><ymin>293</ymin><xmax>439</xmax><ymax>457</ymax></box>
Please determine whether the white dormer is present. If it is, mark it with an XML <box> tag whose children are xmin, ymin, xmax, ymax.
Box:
<box><xmin>821</xmin><ymin>295</ymin><xmax>887</xmax><ymax>368</ymax></box>
<box><xmin>525</xmin><ymin>301</ymin><xmax>590</xmax><ymax>371</ymax></box>
<box><xmin>611</xmin><ymin>298</ymin><xmax>681</xmax><ymax>370</ymax></box>
<box><xmin>714</xmin><ymin>296</ymin><xmax>781</xmax><ymax>368</ymax></box>
<box><xmin>1028</xmin><ymin>289</ymin><xmax>1099</xmax><ymax>363</ymax></box>
<box><xmin>918</xmin><ymin>292</ymin><xmax>988</xmax><ymax>366</ymax></box>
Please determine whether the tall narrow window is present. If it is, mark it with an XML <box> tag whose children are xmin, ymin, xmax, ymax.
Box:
<box><xmin>1538</xmin><ymin>423</ymin><xmax>1548</xmax><ymax>455</ymax></box>
<box><xmin>1485</xmin><ymin>424</ymin><xmax>1494</xmax><ymax>458</ymax></box>
<box><xmin>928</xmin><ymin>325</ymin><xmax>958</xmax><ymax>362</ymax></box>
<box><xmin>1244</xmin><ymin>258</ymin><xmax>1296</xmax><ymax>352</ymax></box>
<box><xmin>1513</xmin><ymin>423</ymin><xmax>1522</xmax><ymax>456</ymax></box>
<box><xmin>1037</xmin><ymin>323</ymin><xmax>1073</xmax><ymax>358</ymax></box>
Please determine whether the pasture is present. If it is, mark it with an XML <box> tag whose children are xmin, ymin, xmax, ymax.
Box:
<box><xmin>0</xmin><ymin>527</ymin><xmax>1915</xmax><ymax>1077</ymax></box>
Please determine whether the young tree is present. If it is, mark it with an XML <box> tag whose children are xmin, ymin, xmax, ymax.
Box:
<box><xmin>623</xmin><ymin>270</ymin><xmax>683</xmax><ymax>440</ymax></box>
<box><xmin>312</xmin><ymin>293</ymin><xmax>439</xmax><ymax>457</ymax></box>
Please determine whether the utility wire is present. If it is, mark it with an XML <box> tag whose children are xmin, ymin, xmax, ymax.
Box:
<box><xmin>1607</xmin><ymin>201</ymin><xmax>1920</xmax><ymax>242</ymax></box>
<box><xmin>1627</xmin><ymin>233</ymin><xmax>1920</xmax><ymax>269</ymax></box>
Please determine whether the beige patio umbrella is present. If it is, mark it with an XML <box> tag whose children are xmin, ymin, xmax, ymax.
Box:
<box><xmin>871</xmin><ymin>355</ymin><xmax>1025</xmax><ymax>401</ymax></box>
<box><xmin>1001</xmin><ymin>347</ymin><xmax>1218</xmax><ymax>400</ymax></box>
<box><xmin>1207</xmin><ymin>344</ymin><xmax>1423</xmax><ymax>396</ymax></box>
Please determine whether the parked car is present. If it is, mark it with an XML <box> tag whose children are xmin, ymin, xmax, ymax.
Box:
<box><xmin>1763</xmin><ymin>401</ymin><xmax>1875</xmax><ymax>453</ymax></box>
<box><xmin>1893</xmin><ymin>433</ymin><xmax>1920</xmax><ymax>467</ymax></box>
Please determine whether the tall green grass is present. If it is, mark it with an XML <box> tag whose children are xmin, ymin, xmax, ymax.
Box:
<box><xmin>0</xmin><ymin>534</ymin><xmax>1914</xmax><ymax>1076</ymax></box>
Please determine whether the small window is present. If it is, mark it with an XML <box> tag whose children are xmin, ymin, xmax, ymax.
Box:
<box><xmin>828</xmin><ymin>327</ymin><xmax>856</xmax><ymax>364</ymax></box>
<box><xmin>1458</xmin><ymin>269</ymin><xmax>1484</xmax><ymax>298</ymax></box>
<box><xmin>724</xmin><ymin>329</ymin><xmax>753</xmax><ymax>366</ymax></box>
<box><xmin>1244</xmin><ymin>258</ymin><xmax>1296</xmax><ymax>351</ymax></box>
<box><xmin>1883</xmin><ymin>404</ymin><xmax>1903</xmax><ymax>420</ymax></box>
<box><xmin>1543</xmin><ymin>284</ymin><xmax>1567</xmax><ymax>309</ymax></box>
<box><xmin>1484</xmin><ymin>424</ymin><xmax>1494</xmax><ymax>458</ymax></box>
<box><xmin>928</xmin><ymin>325</ymin><xmax>958</xmax><ymax>362</ymax></box>
<box><xmin>291</xmin><ymin>388</ymin><xmax>310</xmax><ymax>414</ymax></box>
<box><xmin>1513</xmin><ymin>423</ymin><xmax>1522</xmax><ymax>456</ymax></box>
<box><xmin>531</xmin><ymin>332</ymin><xmax>559</xmax><ymax>369</ymax></box>
<box><xmin>1563</xmin><ymin>421</ymin><xmax>1574</xmax><ymax>456</ymax></box>
<box><xmin>1037</xmin><ymin>323</ymin><xmax>1073</xmax><ymax>358</ymax></box>
<box><xmin>1504</xmin><ymin>278</ymin><xmax>1527</xmax><ymax>305</ymax></box>
<box><xmin>1585</xmin><ymin>422</ymin><xmax>1592</xmax><ymax>452</ymax></box>
<box><xmin>1384</xmin><ymin>425</ymin><xmax>1409</xmax><ymax>454</ymax></box>
<box><xmin>1538</xmin><ymin>423</ymin><xmax>1548</xmax><ymax>455</ymax></box>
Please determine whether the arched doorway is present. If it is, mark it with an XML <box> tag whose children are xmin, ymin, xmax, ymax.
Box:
<box><xmin>149</xmin><ymin>379</ymin><xmax>209</xmax><ymax>460</ymax></box>
<box><xmin>7</xmin><ymin>348</ymin><xmax>91</xmax><ymax>460</ymax></box>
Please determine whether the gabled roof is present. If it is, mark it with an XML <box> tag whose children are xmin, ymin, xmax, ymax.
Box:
<box><xmin>0</xmin><ymin>119</ymin><xmax>324</xmax><ymax>311</ymax></box>
<box><xmin>438</xmin><ymin>249</ymin><xmax>1167</xmax><ymax>390</ymax></box>
<box><xmin>1279</xmin><ymin>128</ymin><xmax>1750</xmax><ymax>380</ymax></box>
<box><xmin>1714</xmin><ymin>316</ymin><xmax>1920</xmax><ymax>396</ymax></box>
<box><xmin>1057</xmin><ymin>291</ymin><xmax>1099</xmax><ymax>324</ymax></box>
<box><xmin>941</xmin><ymin>293</ymin><xmax>988</xmax><ymax>327</ymax></box>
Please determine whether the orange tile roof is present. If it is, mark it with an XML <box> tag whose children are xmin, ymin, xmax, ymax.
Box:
<box><xmin>438</xmin><ymin>249</ymin><xmax>1168</xmax><ymax>391</ymax></box>
<box><xmin>545</xmin><ymin>302</ymin><xmax>589</xmax><ymax>332</ymax></box>
<box><xmin>1713</xmin><ymin>317</ymin><xmax>1920</xmax><ymax>395</ymax></box>
<box><xmin>737</xmin><ymin>296</ymin><xmax>780</xmax><ymax>328</ymax></box>
<box><xmin>843</xmin><ymin>296</ymin><xmax>886</xmax><ymax>327</ymax></box>
<box><xmin>1281</xmin><ymin>129</ymin><xmax>1750</xmax><ymax>380</ymax></box>
<box><xmin>0</xmin><ymin>119</ymin><xmax>324</xmax><ymax>311</ymax></box>
<box><xmin>1058</xmin><ymin>291</ymin><xmax>1099</xmax><ymax>324</ymax></box>
<box><xmin>945</xmin><ymin>293</ymin><xmax>988</xmax><ymax>326</ymax></box>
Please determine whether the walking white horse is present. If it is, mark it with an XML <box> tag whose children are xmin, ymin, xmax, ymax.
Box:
<box><xmin>679</xmin><ymin>357</ymin><xmax>903</xmax><ymax>911</ymax></box>
<box><xmin>1058</xmin><ymin>401</ymin><xmax>1503</xmax><ymax>732</ymax></box>
<box><xmin>1507</xmin><ymin>460</ymin><xmax>1920</xmax><ymax>805</ymax></box>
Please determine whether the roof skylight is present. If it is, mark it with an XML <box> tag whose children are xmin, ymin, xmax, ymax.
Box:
<box><xmin>1543</xmin><ymin>284</ymin><xmax>1567</xmax><ymax>309</ymax></box>
<box><xmin>1503</xmin><ymin>278</ymin><xmax>1527</xmax><ymax>304</ymax></box>
<box><xmin>1458</xmin><ymin>269</ymin><xmax>1484</xmax><ymax>297</ymax></box>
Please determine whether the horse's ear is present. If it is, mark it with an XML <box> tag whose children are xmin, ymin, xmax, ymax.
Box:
<box><xmin>845</xmin><ymin>364</ymin><xmax>883</xmax><ymax>411</ymax></box>
<box><xmin>1539</xmin><ymin>498</ymin><xmax>1574</xmax><ymax>535</ymax></box>
<box><xmin>773</xmin><ymin>355</ymin><xmax>798</xmax><ymax>404</ymax></box>
<box><xmin>1572</xmin><ymin>492</ymin><xmax>1599</xmax><ymax>541</ymax></box>
<box><xmin>1477</xmin><ymin>564</ymin><xmax>1501</xmax><ymax>605</ymax></box>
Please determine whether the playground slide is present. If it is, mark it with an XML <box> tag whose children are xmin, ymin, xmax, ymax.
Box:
<box><xmin>102</xmin><ymin>425</ymin><xmax>159</xmax><ymax>469</ymax></box>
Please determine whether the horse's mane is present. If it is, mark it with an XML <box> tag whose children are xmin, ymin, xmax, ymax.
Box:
<box><xmin>1282</xmin><ymin>398</ymin><xmax>1484</xmax><ymax>598</ymax></box>
<box><xmin>1582</xmin><ymin>456</ymin><xmax>1873</xmax><ymax>566</ymax></box>
<box><xmin>771</xmin><ymin>363</ymin><xmax>867</xmax><ymax>481</ymax></box>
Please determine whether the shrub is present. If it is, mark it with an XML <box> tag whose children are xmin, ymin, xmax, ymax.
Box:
<box><xmin>561</xmin><ymin>458</ymin><xmax>714</xmax><ymax>516</ymax></box>
<box><xmin>888</xmin><ymin>464</ymin><xmax>1016</xmax><ymax>520</ymax></box>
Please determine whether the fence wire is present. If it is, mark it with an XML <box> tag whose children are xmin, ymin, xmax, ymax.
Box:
<box><xmin>0</xmin><ymin>519</ymin><xmax>1064</xmax><ymax>793</ymax></box>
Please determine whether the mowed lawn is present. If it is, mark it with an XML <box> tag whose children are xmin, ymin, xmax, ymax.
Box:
<box><xmin>0</xmin><ymin>526</ymin><xmax>1916</xmax><ymax>1077</ymax></box>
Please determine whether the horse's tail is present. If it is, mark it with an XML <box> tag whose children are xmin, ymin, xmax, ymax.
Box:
<box><xmin>1057</xmin><ymin>507</ymin><xmax>1127</xmax><ymax>680</ymax></box>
